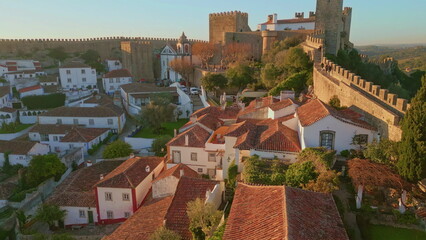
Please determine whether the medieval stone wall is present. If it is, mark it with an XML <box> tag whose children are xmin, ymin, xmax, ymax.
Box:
<box><xmin>315</xmin><ymin>0</ymin><xmax>344</xmax><ymax>55</ymax></box>
<box><xmin>314</xmin><ymin>57</ymin><xmax>408</xmax><ymax>141</ymax></box>
<box><xmin>209</xmin><ymin>11</ymin><xmax>251</xmax><ymax>44</ymax></box>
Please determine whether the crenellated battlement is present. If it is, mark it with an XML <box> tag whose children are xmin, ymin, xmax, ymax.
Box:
<box><xmin>0</xmin><ymin>37</ymin><xmax>207</xmax><ymax>44</ymax></box>
<box><xmin>321</xmin><ymin>57</ymin><xmax>409</xmax><ymax>114</ymax></box>
<box><xmin>209</xmin><ymin>11</ymin><xmax>248</xmax><ymax>17</ymax></box>
<box><xmin>306</xmin><ymin>35</ymin><xmax>325</xmax><ymax>46</ymax></box>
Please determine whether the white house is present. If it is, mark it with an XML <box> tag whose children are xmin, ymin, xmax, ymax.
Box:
<box><xmin>0</xmin><ymin>140</ymin><xmax>49</xmax><ymax>167</ymax></box>
<box><xmin>29</xmin><ymin>124</ymin><xmax>110</xmax><ymax>155</ymax></box>
<box><xmin>0</xmin><ymin>86</ymin><xmax>12</xmax><ymax>109</ymax></box>
<box><xmin>37</xmin><ymin>104</ymin><xmax>126</xmax><ymax>133</ymax></box>
<box><xmin>152</xmin><ymin>163</ymin><xmax>200</xmax><ymax>199</ymax></box>
<box><xmin>160</xmin><ymin>32</ymin><xmax>191</xmax><ymax>82</ymax></box>
<box><xmin>95</xmin><ymin>156</ymin><xmax>165</xmax><ymax>224</ymax></box>
<box><xmin>59</xmin><ymin>62</ymin><xmax>97</xmax><ymax>90</ymax></box>
<box><xmin>0</xmin><ymin>107</ymin><xmax>17</xmax><ymax>124</ymax></box>
<box><xmin>120</xmin><ymin>82</ymin><xmax>192</xmax><ymax>118</ymax></box>
<box><xmin>105</xmin><ymin>59</ymin><xmax>122</xmax><ymax>72</ymax></box>
<box><xmin>257</xmin><ymin>12</ymin><xmax>316</xmax><ymax>31</ymax></box>
<box><xmin>0</xmin><ymin>60</ymin><xmax>43</xmax><ymax>77</ymax></box>
<box><xmin>18</xmin><ymin>85</ymin><xmax>44</xmax><ymax>98</ymax></box>
<box><xmin>102</xmin><ymin>69</ymin><xmax>132</xmax><ymax>95</ymax></box>
<box><xmin>3</xmin><ymin>70</ymin><xmax>46</xmax><ymax>85</ymax></box>
<box><xmin>295</xmin><ymin>99</ymin><xmax>378</xmax><ymax>153</ymax></box>
<box><xmin>46</xmin><ymin>160</ymin><xmax>123</xmax><ymax>226</ymax></box>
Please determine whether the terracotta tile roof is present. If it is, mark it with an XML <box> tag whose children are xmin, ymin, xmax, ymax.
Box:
<box><xmin>181</xmin><ymin>114</ymin><xmax>224</xmax><ymax>132</ymax></box>
<box><xmin>296</xmin><ymin>99</ymin><xmax>376</xmax><ymax>131</ymax></box>
<box><xmin>233</xmin><ymin>119</ymin><xmax>301</xmax><ymax>153</ymax></box>
<box><xmin>43</xmin><ymin>85</ymin><xmax>59</xmax><ymax>94</ymax></box>
<box><xmin>7</xmin><ymin>66</ymin><xmax>17</xmax><ymax>71</ymax></box>
<box><xmin>121</xmin><ymin>82</ymin><xmax>177</xmax><ymax>94</ymax></box>
<box><xmin>40</xmin><ymin>104</ymin><xmax>123</xmax><ymax>118</ymax></box>
<box><xmin>104</xmin><ymin>69</ymin><xmax>132</xmax><ymax>78</ymax></box>
<box><xmin>167</xmin><ymin>125</ymin><xmax>211</xmax><ymax>148</ymax></box>
<box><xmin>153</xmin><ymin>163</ymin><xmax>200</xmax><ymax>183</ymax></box>
<box><xmin>95</xmin><ymin>156</ymin><xmax>164</xmax><ymax>188</ymax></box>
<box><xmin>46</xmin><ymin>160</ymin><xmax>123</xmax><ymax>207</ymax></box>
<box><xmin>82</xmin><ymin>94</ymin><xmax>113</xmax><ymax>106</ymax></box>
<box><xmin>225</xmin><ymin>120</ymin><xmax>257</xmax><ymax>137</ymax></box>
<box><xmin>191</xmin><ymin>105</ymin><xmax>241</xmax><ymax>120</ymax></box>
<box><xmin>268</xmin><ymin>98</ymin><xmax>296</xmax><ymax>111</ymax></box>
<box><xmin>30</xmin><ymin>124</ymin><xmax>73</xmax><ymax>135</ymax></box>
<box><xmin>60</xmin><ymin>62</ymin><xmax>91</xmax><ymax>69</ymax></box>
<box><xmin>0</xmin><ymin>107</ymin><xmax>17</xmax><ymax>113</ymax></box>
<box><xmin>60</xmin><ymin>128</ymin><xmax>109</xmax><ymax>143</ymax></box>
<box><xmin>18</xmin><ymin>85</ymin><xmax>42</xmax><ymax>93</ymax></box>
<box><xmin>165</xmin><ymin>177</ymin><xmax>218</xmax><ymax>240</ymax></box>
<box><xmin>103</xmin><ymin>196</ymin><xmax>174</xmax><ymax>240</ymax></box>
<box><xmin>223</xmin><ymin>183</ymin><xmax>348</xmax><ymax>240</ymax></box>
<box><xmin>0</xmin><ymin>86</ymin><xmax>10</xmax><ymax>97</ymax></box>
<box><xmin>238</xmin><ymin>96</ymin><xmax>279</xmax><ymax>117</ymax></box>
<box><xmin>0</xmin><ymin>140</ymin><xmax>37</xmax><ymax>155</ymax></box>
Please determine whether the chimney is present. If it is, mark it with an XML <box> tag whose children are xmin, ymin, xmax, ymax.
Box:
<box><xmin>145</xmin><ymin>165</ymin><xmax>150</xmax><ymax>172</ymax></box>
<box><xmin>129</xmin><ymin>153</ymin><xmax>135</xmax><ymax>158</ymax></box>
<box><xmin>180</xmin><ymin>169</ymin><xmax>184</xmax><ymax>177</ymax></box>
<box><xmin>267</xmin><ymin>14</ymin><xmax>273</xmax><ymax>22</ymax></box>
<box><xmin>185</xmin><ymin>134</ymin><xmax>189</xmax><ymax>146</ymax></box>
<box><xmin>86</xmin><ymin>160</ymin><xmax>92</xmax><ymax>167</ymax></box>
<box><xmin>280</xmin><ymin>90</ymin><xmax>295</xmax><ymax>101</ymax></box>
<box><xmin>99</xmin><ymin>174</ymin><xmax>104</xmax><ymax>180</ymax></box>
<box><xmin>255</xmin><ymin>98</ymin><xmax>262</xmax><ymax>108</ymax></box>
<box><xmin>174</xmin><ymin>129</ymin><xmax>177</xmax><ymax>137</ymax></box>
<box><xmin>272</xmin><ymin>13</ymin><xmax>277</xmax><ymax>24</ymax></box>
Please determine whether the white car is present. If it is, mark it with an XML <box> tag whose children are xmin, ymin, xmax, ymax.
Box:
<box><xmin>190</xmin><ymin>87</ymin><xmax>200</xmax><ymax>95</ymax></box>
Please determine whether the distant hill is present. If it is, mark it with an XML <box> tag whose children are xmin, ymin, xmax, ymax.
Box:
<box><xmin>356</xmin><ymin>45</ymin><xmax>426</xmax><ymax>71</ymax></box>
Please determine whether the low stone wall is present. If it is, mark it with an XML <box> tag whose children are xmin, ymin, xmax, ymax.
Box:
<box><xmin>124</xmin><ymin>137</ymin><xmax>154</xmax><ymax>150</ymax></box>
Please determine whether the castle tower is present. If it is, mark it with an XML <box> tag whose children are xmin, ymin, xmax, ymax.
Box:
<box><xmin>177</xmin><ymin>32</ymin><xmax>191</xmax><ymax>55</ymax></box>
<box><xmin>315</xmin><ymin>0</ymin><xmax>344</xmax><ymax>55</ymax></box>
<box><xmin>209</xmin><ymin>11</ymin><xmax>251</xmax><ymax>45</ymax></box>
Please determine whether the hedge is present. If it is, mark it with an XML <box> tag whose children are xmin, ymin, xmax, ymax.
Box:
<box><xmin>21</xmin><ymin>93</ymin><xmax>66</xmax><ymax>110</ymax></box>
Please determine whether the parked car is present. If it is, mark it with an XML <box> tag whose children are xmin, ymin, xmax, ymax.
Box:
<box><xmin>190</xmin><ymin>87</ymin><xmax>200</xmax><ymax>95</ymax></box>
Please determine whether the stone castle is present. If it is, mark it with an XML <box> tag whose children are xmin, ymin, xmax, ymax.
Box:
<box><xmin>0</xmin><ymin>0</ymin><xmax>408</xmax><ymax>140</ymax></box>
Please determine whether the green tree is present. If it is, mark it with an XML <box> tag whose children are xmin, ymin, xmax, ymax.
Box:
<box><xmin>260</xmin><ymin>63</ymin><xmax>282</xmax><ymax>89</ymax></box>
<box><xmin>102</xmin><ymin>140</ymin><xmax>133</xmax><ymax>159</ymax></box>
<box><xmin>150</xmin><ymin>227</ymin><xmax>182</xmax><ymax>240</ymax></box>
<box><xmin>277</xmin><ymin>47</ymin><xmax>312</xmax><ymax>75</ymax></box>
<box><xmin>138</xmin><ymin>93</ymin><xmax>177</xmax><ymax>134</ymax></box>
<box><xmin>268</xmin><ymin>71</ymin><xmax>311</xmax><ymax>96</ymax></box>
<box><xmin>26</xmin><ymin>154</ymin><xmax>66</xmax><ymax>187</ymax></box>
<box><xmin>81</xmin><ymin>49</ymin><xmax>106</xmax><ymax>73</ymax></box>
<box><xmin>364</xmin><ymin>139</ymin><xmax>399</xmax><ymax>166</ymax></box>
<box><xmin>226</xmin><ymin>63</ymin><xmax>256</xmax><ymax>90</ymax></box>
<box><xmin>201</xmin><ymin>73</ymin><xmax>228</xmax><ymax>92</ymax></box>
<box><xmin>47</xmin><ymin>47</ymin><xmax>68</xmax><ymax>62</ymax></box>
<box><xmin>329</xmin><ymin>95</ymin><xmax>342</xmax><ymax>110</ymax></box>
<box><xmin>297</xmin><ymin>147</ymin><xmax>336</xmax><ymax>173</ymax></box>
<box><xmin>187</xmin><ymin>198</ymin><xmax>222</xmax><ymax>240</ymax></box>
<box><xmin>152</xmin><ymin>135</ymin><xmax>172</xmax><ymax>157</ymax></box>
<box><xmin>397</xmin><ymin>76</ymin><xmax>426</xmax><ymax>181</ymax></box>
<box><xmin>35</xmin><ymin>204</ymin><xmax>66</xmax><ymax>229</ymax></box>
<box><xmin>285</xmin><ymin>161</ymin><xmax>317</xmax><ymax>187</ymax></box>
<box><xmin>303</xmin><ymin>170</ymin><xmax>340</xmax><ymax>193</ymax></box>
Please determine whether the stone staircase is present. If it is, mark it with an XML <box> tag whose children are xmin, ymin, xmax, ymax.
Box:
<box><xmin>191</xmin><ymin>95</ymin><xmax>204</xmax><ymax>112</ymax></box>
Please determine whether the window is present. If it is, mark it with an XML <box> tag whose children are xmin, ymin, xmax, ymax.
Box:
<box><xmin>116</xmin><ymin>78</ymin><xmax>120</xmax><ymax>83</ymax></box>
<box><xmin>197</xmin><ymin>168</ymin><xmax>203</xmax><ymax>173</ymax></box>
<box><xmin>105</xmin><ymin>192</ymin><xmax>112</xmax><ymax>201</ymax></box>
<box><xmin>122</xmin><ymin>193</ymin><xmax>130</xmax><ymax>201</ymax></box>
<box><xmin>82</xmin><ymin>77</ymin><xmax>87</xmax><ymax>82</ymax></box>
<box><xmin>109</xmin><ymin>79</ymin><xmax>113</xmax><ymax>83</ymax></box>
<box><xmin>172</xmin><ymin>151</ymin><xmax>181</xmax><ymax>163</ymax></box>
<box><xmin>53</xmin><ymin>136</ymin><xmax>59</xmax><ymax>142</ymax></box>
<box><xmin>107</xmin><ymin>119</ymin><xmax>113</xmax><ymax>125</ymax></box>
<box><xmin>107</xmin><ymin>211</ymin><xmax>114</xmax><ymax>219</ymax></box>
<box><xmin>320</xmin><ymin>131</ymin><xmax>335</xmax><ymax>150</ymax></box>
<box><xmin>191</xmin><ymin>152</ymin><xmax>197</xmax><ymax>161</ymax></box>
<box><xmin>73</xmin><ymin>119</ymin><xmax>79</xmax><ymax>125</ymax></box>
<box><xmin>56</xmin><ymin>119</ymin><xmax>62</xmax><ymax>124</ymax></box>
<box><xmin>81</xmin><ymin>69</ymin><xmax>86</xmax><ymax>74</ymax></box>
<box><xmin>89</xmin><ymin>119</ymin><xmax>95</xmax><ymax>125</ymax></box>
<box><xmin>66</xmin><ymin>70</ymin><xmax>71</xmax><ymax>74</ymax></box>
<box><xmin>353</xmin><ymin>134</ymin><xmax>369</xmax><ymax>145</ymax></box>
<box><xmin>67</xmin><ymin>78</ymin><xmax>72</xmax><ymax>83</ymax></box>
<box><xmin>124</xmin><ymin>212</ymin><xmax>131</xmax><ymax>218</ymax></box>
<box><xmin>79</xmin><ymin>210</ymin><xmax>86</xmax><ymax>218</ymax></box>
<box><xmin>208</xmin><ymin>153</ymin><xmax>216</xmax><ymax>162</ymax></box>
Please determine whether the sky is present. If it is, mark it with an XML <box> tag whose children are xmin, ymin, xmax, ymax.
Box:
<box><xmin>1</xmin><ymin>0</ymin><xmax>425</xmax><ymax>46</ymax></box>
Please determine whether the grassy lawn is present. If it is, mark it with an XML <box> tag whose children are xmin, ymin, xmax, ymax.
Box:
<box><xmin>366</xmin><ymin>224</ymin><xmax>426</xmax><ymax>240</ymax></box>
<box><xmin>0</xmin><ymin>124</ymin><xmax>33</xmax><ymax>134</ymax></box>
<box><xmin>133</xmin><ymin>119</ymin><xmax>188</xmax><ymax>138</ymax></box>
